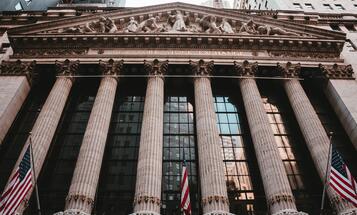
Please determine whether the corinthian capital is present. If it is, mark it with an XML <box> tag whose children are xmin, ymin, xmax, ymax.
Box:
<box><xmin>233</xmin><ymin>60</ymin><xmax>258</xmax><ymax>77</ymax></box>
<box><xmin>55</xmin><ymin>59</ymin><xmax>80</xmax><ymax>77</ymax></box>
<box><xmin>277</xmin><ymin>62</ymin><xmax>301</xmax><ymax>78</ymax></box>
<box><xmin>319</xmin><ymin>63</ymin><xmax>354</xmax><ymax>79</ymax></box>
<box><xmin>0</xmin><ymin>60</ymin><xmax>36</xmax><ymax>84</ymax></box>
<box><xmin>190</xmin><ymin>59</ymin><xmax>214</xmax><ymax>76</ymax></box>
<box><xmin>144</xmin><ymin>59</ymin><xmax>168</xmax><ymax>77</ymax></box>
<box><xmin>99</xmin><ymin>59</ymin><xmax>123</xmax><ymax>76</ymax></box>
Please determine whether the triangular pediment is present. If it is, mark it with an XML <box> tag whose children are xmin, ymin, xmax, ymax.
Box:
<box><xmin>7</xmin><ymin>2</ymin><xmax>345</xmax><ymax>40</ymax></box>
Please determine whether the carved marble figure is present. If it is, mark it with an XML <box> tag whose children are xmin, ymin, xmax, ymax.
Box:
<box><xmin>168</xmin><ymin>11</ymin><xmax>189</xmax><ymax>32</ymax></box>
<box><xmin>137</xmin><ymin>16</ymin><xmax>160</xmax><ymax>32</ymax></box>
<box><xmin>219</xmin><ymin>18</ymin><xmax>234</xmax><ymax>34</ymax></box>
<box><xmin>198</xmin><ymin>16</ymin><xmax>221</xmax><ymax>34</ymax></box>
<box><xmin>124</xmin><ymin>17</ymin><xmax>139</xmax><ymax>33</ymax></box>
<box><xmin>257</xmin><ymin>25</ymin><xmax>299</xmax><ymax>36</ymax></box>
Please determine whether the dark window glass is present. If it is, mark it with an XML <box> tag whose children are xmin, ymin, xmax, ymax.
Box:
<box><xmin>95</xmin><ymin>91</ymin><xmax>145</xmax><ymax>215</ymax></box>
<box><xmin>25</xmin><ymin>78</ymin><xmax>99</xmax><ymax>214</ymax></box>
<box><xmin>161</xmin><ymin>96</ymin><xmax>200</xmax><ymax>215</ymax></box>
<box><xmin>213</xmin><ymin>88</ymin><xmax>266</xmax><ymax>214</ymax></box>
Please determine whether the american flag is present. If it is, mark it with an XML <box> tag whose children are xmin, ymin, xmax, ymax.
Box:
<box><xmin>329</xmin><ymin>147</ymin><xmax>357</xmax><ymax>207</ymax></box>
<box><xmin>0</xmin><ymin>146</ymin><xmax>33</xmax><ymax>215</ymax></box>
<box><xmin>180</xmin><ymin>161</ymin><xmax>191</xmax><ymax>215</ymax></box>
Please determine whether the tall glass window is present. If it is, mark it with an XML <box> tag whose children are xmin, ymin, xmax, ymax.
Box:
<box><xmin>0</xmin><ymin>72</ymin><xmax>54</xmax><ymax>193</ymax></box>
<box><xmin>161</xmin><ymin>96</ymin><xmax>200</xmax><ymax>214</ymax></box>
<box><xmin>259</xmin><ymin>81</ymin><xmax>322</xmax><ymax>213</ymax></box>
<box><xmin>25</xmin><ymin>78</ymin><xmax>99</xmax><ymax>214</ymax></box>
<box><xmin>214</xmin><ymin>94</ymin><xmax>266</xmax><ymax>214</ymax></box>
<box><xmin>95</xmin><ymin>90</ymin><xmax>145</xmax><ymax>215</ymax></box>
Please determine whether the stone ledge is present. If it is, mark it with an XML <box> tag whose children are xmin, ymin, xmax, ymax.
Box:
<box><xmin>53</xmin><ymin>209</ymin><xmax>90</xmax><ymax>215</ymax></box>
<box><xmin>129</xmin><ymin>212</ymin><xmax>161</xmax><ymax>215</ymax></box>
<box><xmin>203</xmin><ymin>211</ymin><xmax>236</xmax><ymax>215</ymax></box>
<box><xmin>272</xmin><ymin>209</ymin><xmax>309</xmax><ymax>215</ymax></box>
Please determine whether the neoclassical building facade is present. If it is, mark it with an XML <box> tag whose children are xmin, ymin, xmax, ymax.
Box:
<box><xmin>0</xmin><ymin>3</ymin><xmax>356</xmax><ymax>215</ymax></box>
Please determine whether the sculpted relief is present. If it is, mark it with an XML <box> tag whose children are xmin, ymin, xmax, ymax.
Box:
<box><xmin>54</xmin><ymin>10</ymin><xmax>302</xmax><ymax>36</ymax></box>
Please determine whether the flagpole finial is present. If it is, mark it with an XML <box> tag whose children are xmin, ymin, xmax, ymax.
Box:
<box><xmin>329</xmin><ymin>131</ymin><xmax>334</xmax><ymax>136</ymax></box>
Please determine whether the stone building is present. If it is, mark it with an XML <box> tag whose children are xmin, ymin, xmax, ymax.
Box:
<box><xmin>0</xmin><ymin>2</ymin><xmax>356</xmax><ymax>215</ymax></box>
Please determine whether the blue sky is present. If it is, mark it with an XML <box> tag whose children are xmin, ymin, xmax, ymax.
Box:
<box><xmin>126</xmin><ymin>0</ymin><xmax>233</xmax><ymax>7</ymax></box>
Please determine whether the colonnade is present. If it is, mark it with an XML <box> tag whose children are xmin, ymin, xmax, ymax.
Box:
<box><xmin>1</xmin><ymin>59</ymin><xmax>356</xmax><ymax>215</ymax></box>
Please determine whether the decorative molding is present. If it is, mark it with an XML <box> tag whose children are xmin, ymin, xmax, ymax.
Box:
<box><xmin>13</xmin><ymin>48</ymin><xmax>88</xmax><ymax>58</ymax></box>
<box><xmin>272</xmin><ymin>209</ymin><xmax>308</xmax><ymax>215</ymax></box>
<box><xmin>99</xmin><ymin>59</ymin><xmax>124</xmax><ymax>76</ymax></box>
<box><xmin>0</xmin><ymin>60</ymin><xmax>36</xmax><ymax>84</ymax></box>
<box><xmin>144</xmin><ymin>59</ymin><xmax>168</xmax><ymax>77</ymax></box>
<box><xmin>201</xmin><ymin>195</ymin><xmax>230</xmax><ymax>207</ymax></box>
<box><xmin>190</xmin><ymin>59</ymin><xmax>214</xmax><ymax>76</ymax></box>
<box><xmin>277</xmin><ymin>62</ymin><xmax>301</xmax><ymax>78</ymax></box>
<box><xmin>132</xmin><ymin>195</ymin><xmax>161</xmax><ymax>207</ymax></box>
<box><xmin>267</xmin><ymin>194</ymin><xmax>295</xmax><ymax>208</ymax></box>
<box><xmin>203</xmin><ymin>211</ymin><xmax>236</xmax><ymax>215</ymax></box>
<box><xmin>233</xmin><ymin>60</ymin><xmax>258</xmax><ymax>77</ymax></box>
<box><xmin>268</xmin><ymin>51</ymin><xmax>340</xmax><ymax>59</ymax></box>
<box><xmin>65</xmin><ymin>194</ymin><xmax>94</xmax><ymax>206</ymax></box>
<box><xmin>319</xmin><ymin>63</ymin><xmax>354</xmax><ymax>79</ymax></box>
<box><xmin>53</xmin><ymin>209</ymin><xmax>90</xmax><ymax>215</ymax></box>
<box><xmin>55</xmin><ymin>59</ymin><xmax>80</xmax><ymax>78</ymax></box>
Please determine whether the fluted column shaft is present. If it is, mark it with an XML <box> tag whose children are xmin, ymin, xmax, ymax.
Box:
<box><xmin>239</xmin><ymin>78</ymin><xmax>298</xmax><ymax>214</ymax></box>
<box><xmin>133</xmin><ymin>76</ymin><xmax>164</xmax><ymax>214</ymax></box>
<box><xmin>65</xmin><ymin>76</ymin><xmax>118</xmax><ymax>214</ymax></box>
<box><xmin>194</xmin><ymin>76</ymin><xmax>230</xmax><ymax>214</ymax></box>
<box><xmin>283</xmin><ymin>79</ymin><xmax>357</xmax><ymax>214</ymax></box>
<box><xmin>13</xmin><ymin>76</ymin><xmax>74</xmax><ymax>213</ymax></box>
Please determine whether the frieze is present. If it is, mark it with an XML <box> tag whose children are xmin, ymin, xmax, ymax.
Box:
<box><xmin>268</xmin><ymin>51</ymin><xmax>340</xmax><ymax>59</ymax></box>
<box><xmin>41</xmin><ymin>11</ymin><xmax>305</xmax><ymax>37</ymax></box>
<box><xmin>0</xmin><ymin>60</ymin><xmax>36</xmax><ymax>84</ymax></box>
<box><xmin>13</xmin><ymin>48</ymin><xmax>88</xmax><ymax>58</ymax></box>
<box><xmin>319</xmin><ymin>63</ymin><xmax>354</xmax><ymax>79</ymax></box>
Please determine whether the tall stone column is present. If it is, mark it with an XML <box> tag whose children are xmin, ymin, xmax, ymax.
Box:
<box><xmin>0</xmin><ymin>60</ymin><xmax>35</xmax><ymax>145</ymax></box>
<box><xmin>190</xmin><ymin>60</ymin><xmax>231</xmax><ymax>215</ymax></box>
<box><xmin>64</xmin><ymin>60</ymin><xmax>123</xmax><ymax>215</ymax></box>
<box><xmin>234</xmin><ymin>61</ymin><xmax>305</xmax><ymax>215</ymax></box>
<box><xmin>133</xmin><ymin>59</ymin><xmax>167</xmax><ymax>215</ymax></box>
<box><xmin>11</xmin><ymin>59</ymin><xmax>79</xmax><ymax>214</ymax></box>
<box><xmin>279</xmin><ymin>62</ymin><xmax>357</xmax><ymax>215</ymax></box>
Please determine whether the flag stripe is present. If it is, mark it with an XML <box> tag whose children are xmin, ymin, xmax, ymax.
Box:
<box><xmin>180</xmin><ymin>164</ymin><xmax>191</xmax><ymax>215</ymax></box>
<box><xmin>329</xmin><ymin>148</ymin><xmax>357</xmax><ymax>207</ymax></box>
<box><xmin>0</xmin><ymin>146</ymin><xmax>33</xmax><ymax>215</ymax></box>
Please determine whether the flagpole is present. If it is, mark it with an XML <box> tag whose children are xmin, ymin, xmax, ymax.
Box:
<box><xmin>29</xmin><ymin>132</ymin><xmax>42</xmax><ymax>215</ymax></box>
<box><xmin>320</xmin><ymin>131</ymin><xmax>333</xmax><ymax>215</ymax></box>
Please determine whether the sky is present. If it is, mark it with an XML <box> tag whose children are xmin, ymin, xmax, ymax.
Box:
<box><xmin>125</xmin><ymin>0</ymin><xmax>234</xmax><ymax>7</ymax></box>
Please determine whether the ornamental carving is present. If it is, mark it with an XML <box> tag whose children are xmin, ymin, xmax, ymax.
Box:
<box><xmin>55</xmin><ymin>59</ymin><xmax>80</xmax><ymax>77</ymax></box>
<box><xmin>268</xmin><ymin>51</ymin><xmax>339</xmax><ymax>59</ymax></box>
<box><xmin>144</xmin><ymin>59</ymin><xmax>169</xmax><ymax>76</ymax></box>
<box><xmin>44</xmin><ymin>10</ymin><xmax>302</xmax><ymax>36</ymax></box>
<box><xmin>190</xmin><ymin>59</ymin><xmax>214</xmax><ymax>76</ymax></box>
<box><xmin>233</xmin><ymin>60</ymin><xmax>258</xmax><ymax>77</ymax></box>
<box><xmin>267</xmin><ymin>194</ymin><xmax>295</xmax><ymax>208</ymax></box>
<box><xmin>66</xmin><ymin>194</ymin><xmax>94</xmax><ymax>206</ymax></box>
<box><xmin>99</xmin><ymin>59</ymin><xmax>124</xmax><ymax>76</ymax></box>
<box><xmin>201</xmin><ymin>195</ymin><xmax>229</xmax><ymax>206</ymax></box>
<box><xmin>133</xmin><ymin>195</ymin><xmax>161</xmax><ymax>206</ymax></box>
<box><xmin>14</xmin><ymin>49</ymin><xmax>87</xmax><ymax>57</ymax></box>
<box><xmin>0</xmin><ymin>60</ymin><xmax>36</xmax><ymax>84</ymax></box>
<box><xmin>277</xmin><ymin>62</ymin><xmax>301</xmax><ymax>78</ymax></box>
<box><xmin>319</xmin><ymin>63</ymin><xmax>354</xmax><ymax>79</ymax></box>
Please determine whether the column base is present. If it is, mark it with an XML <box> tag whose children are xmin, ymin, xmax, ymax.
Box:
<box><xmin>340</xmin><ymin>208</ymin><xmax>357</xmax><ymax>215</ymax></box>
<box><xmin>272</xmin><ymin>209</ymin><xmax>308</xmax><ymax>215</ymax></box>
<box><xmin>129</xmin><ymin>212</ymin><xmax>161</xmax><ymax>215</ymax></box>
<box><xmin>53</xmin><ymin>209</ymin><xmax>90</xmax><ymax>215</ymax></box>
<box><xmin>203</xmin><ymin>211</ymin><xmax>236</xmax><ymax>215</ymax></box>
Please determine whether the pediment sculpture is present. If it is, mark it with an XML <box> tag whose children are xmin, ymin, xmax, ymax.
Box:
<box><xmin>52</xmin><ymin>10</ymin><xmax>302</xmax><ymax>36</ymax></box>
